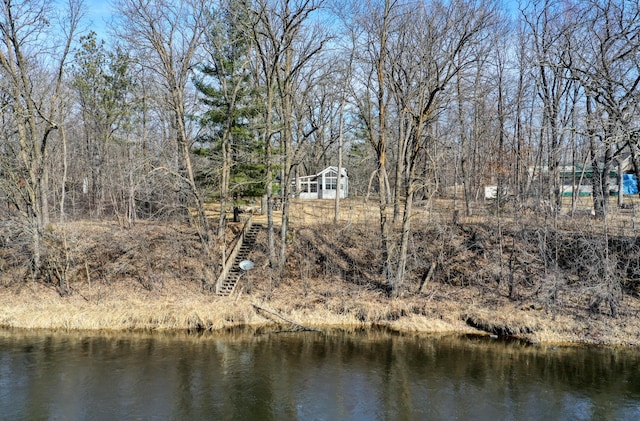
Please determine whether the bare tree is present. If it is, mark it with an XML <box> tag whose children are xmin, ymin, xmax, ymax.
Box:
<box><xmin>564</xmin><ymin>0</ymin><xmax>640</xmax><ymax>217</ymax></box>
<box><xmin>523</xmin><ymin>0</ymin><xmax>577</xmax><ymax>212</ymax></box>
<box><xmin>114</xmin><ymin>0</ymin><xmax>212</xmax><ymax>240</ymax></box>
<box><xmin>393</xmin><ymin>0</ymin><xmax>497</xmax><ymax>295</ymax></box>
<box><xmin>453</xmin><ymin>49</ymin><xmax>494</xmax><ymax>217</ymax></box>
<box><xmin>348</xmin><ymin>0</ymin><xmax>395</xmax><ymax>282</ymax></box>
<box><xmin>334</xmin><ymin>33</ymin><xmax>356</xmax><ymax>224</ymax></box>
<box><xmin>71</xmin><ymin>32</ymin><xmax>134</xmax><ymax>218</ymax></box>
<box><xmin>348</xmin><ymin>0</ymin><xmax>496</xmax><ymax>294</ymax></box>
<box><xmin>247</xmin><ymin>0</ymin><xmax>326</xmax><ymax>270</ymax></box>
<box><xmin>0</xmin><ymin>0</ymin><xmax>81</xmax><ymax>278</ymax></box>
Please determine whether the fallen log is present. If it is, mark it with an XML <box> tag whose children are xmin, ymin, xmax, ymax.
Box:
<box><xmin>252</xmin><ymin>303</ymin><xmax>321</xmax><ymax>332</ymax></box>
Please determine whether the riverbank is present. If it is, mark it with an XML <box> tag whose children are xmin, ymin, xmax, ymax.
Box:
<box><xmin>1</xmin><ymin>200</ymin><xmax>639</xmax><ymax>347</ymax></box>
<box><xmin>1</xmin><ymin>265</ymin><xmax>639</xmax><ymax>346</ymax></box>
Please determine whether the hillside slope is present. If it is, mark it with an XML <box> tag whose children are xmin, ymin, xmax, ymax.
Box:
<box><xmin>0</xmin><ymin>199</ymin><xmax>639</xmax><ymax>346</ymax></box>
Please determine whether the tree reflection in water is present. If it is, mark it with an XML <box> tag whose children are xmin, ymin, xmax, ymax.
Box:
<box><xmin>0</xmin><ymin>329</ymin><xmax>638</xmax><ymax>420</ymax></box>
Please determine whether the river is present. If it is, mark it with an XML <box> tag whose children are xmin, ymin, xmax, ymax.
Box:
<box><xmin>0</xmin><ymin>328</ymin><xmax>638</xmax><ymax>420</ymax></box>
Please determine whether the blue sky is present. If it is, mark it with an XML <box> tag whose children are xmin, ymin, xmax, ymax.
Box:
<box><xmin>82</xmin><ymin>0</ymin><xmax>114</xmax><ymax>39</ymax></box>
<box><xmin>74</xmin><ymin>0</ymin><xmax>524</xmax><ymax>42</ymax></box>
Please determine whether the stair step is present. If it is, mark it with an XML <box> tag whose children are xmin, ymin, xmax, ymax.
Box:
<box><xmin>216</xmin><ymin>223</ymin><xmax>265</xmax><ymax>296</ymax></box>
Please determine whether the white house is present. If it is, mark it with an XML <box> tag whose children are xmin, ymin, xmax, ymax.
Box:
<box><xmin>293</xmin><ymin>166</ymin><xmax>348</xmax><ymax>199</ymax></box>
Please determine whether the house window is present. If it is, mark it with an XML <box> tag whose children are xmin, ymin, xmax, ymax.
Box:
<box><xmin>325</xmin><ymin>177</ymin><xmax>337</xmax><ymax>190</ymax></box>
<box><xmin>310</xmin><ymin>183</ymin><xmax>318</xmax><ymax>193</ymax></box>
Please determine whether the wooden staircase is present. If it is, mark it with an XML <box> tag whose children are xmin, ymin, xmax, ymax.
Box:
<box><xmin>216</xmin><ymin>222</ymin><xmax>262</xmax><ymax>296</ymax></box>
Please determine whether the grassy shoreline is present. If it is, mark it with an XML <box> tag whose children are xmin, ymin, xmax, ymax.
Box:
<box><xmin>1</xmin><ymin>278</ymin><xmax>638</xmax><ymax>347</ymax></box>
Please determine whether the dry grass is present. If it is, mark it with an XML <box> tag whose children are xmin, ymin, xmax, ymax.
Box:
<box><xmin>0</xmin><ymin>280</ymin><xmax>267</xmax><ymax>331</ymax></box>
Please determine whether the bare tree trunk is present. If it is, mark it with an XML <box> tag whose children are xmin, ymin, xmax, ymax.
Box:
<box><xmin>218</xmin><ymin>128</ymin><xmax>231</xmax><ymax>265</ymax></box>
<box><xmin>395</xmin><ymin>182</ymin><xmax>414</xmax><ymax>296</ymax></box>
<box><xmin>127</xmin><ymin>145</ymin><xmax>137</xmax><ymax>225</ymax></box>
<box><xmin>264</xmin><ymin>92</ymin><xmax>277</xmax><ymax>268</ymax></box>
<box><xmin>334</xmin><ymin>40</ymin><xmax>355</xmax><ymax>224</ymax></box>
<box><xmin>587</xmin><ymin>96</ymin><xmax>605</xmax><ymax>218</ymax></box>
<box><xmin>60</xmin><ymin>122</ymin><xmax>68</xmax><ymax>223</ymax></box>
<box><xmin>278</xmin><ymin>30</ymin><xmax>294</xmax><ymax>270</ymax></box>
<box><xmin>334</xmin><ymin>113</ymin><xmax>345</xmax><ymax>224</ymax></box>
<box><xmin>376</xmin><ymin>0</ymin><xmax>393</xmax><ymax>283</ymax></box>
<box><xmin>392</xmin><ymin>117</ymin><xmax>406</xmax><ymax>224</ymax></box>
<box><xmin>456</xmin><ymin>71</ymin><xmax>472</xmax><ymax>216</ymax></box>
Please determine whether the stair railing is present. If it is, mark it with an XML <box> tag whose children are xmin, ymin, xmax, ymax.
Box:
<box><xmin>215</xmin><ymin>215</ymin><xmax>253</xmax><ymax>295</ymax></box>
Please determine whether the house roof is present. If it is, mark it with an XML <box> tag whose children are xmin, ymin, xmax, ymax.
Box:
<box><xmin>317</xmin><ymin>166</ymin><xmax>347</xmax><ymax>177</ymax></box>
<box><xmin>298</xmin><ymin>166</ymin><xmax>348</xmax><ymax>181</ymax></box>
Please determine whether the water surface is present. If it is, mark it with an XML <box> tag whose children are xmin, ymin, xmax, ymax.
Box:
<box><xmin>0</xmin><ymin>329</ymin><xmax>638</xmax><ymax>420</ymax></box>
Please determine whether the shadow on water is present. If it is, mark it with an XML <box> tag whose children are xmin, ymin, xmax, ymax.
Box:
<box><xmin>0</xmin><ymin>327</ymin><xmax>639</xmax><ymax>420</ymax></box>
